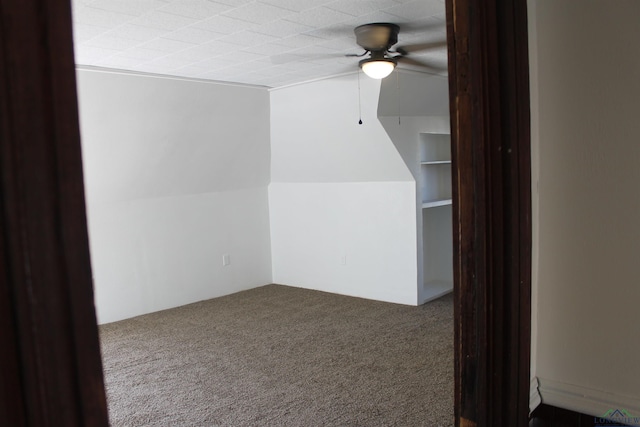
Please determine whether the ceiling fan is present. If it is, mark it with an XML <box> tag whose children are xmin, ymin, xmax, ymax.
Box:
<box><xmin>348</xmin><ymin>23</ymin><xmax>446</xmax><ymax>79</ymax></box>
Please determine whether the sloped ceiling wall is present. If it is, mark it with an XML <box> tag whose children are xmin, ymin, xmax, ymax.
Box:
<box><xmin>378</xmin><ymin>70</ymin><xmax>449</xmax><ymax>118</ymax></box>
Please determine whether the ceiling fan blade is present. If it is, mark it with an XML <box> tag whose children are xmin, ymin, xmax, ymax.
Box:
<box><xmin>394</xmin><ymin>40</ymin><xmax>447</xmax><ymax>54</ymax></box>
<box><xmin>394</xmin><ymin>20</ymin><xmax>446</xmax><ymax>34</ymax></box>
<box><xmin>396</xmin><ymin>55</ymin><xmax>446</xmax><ymax>72</ymax></box>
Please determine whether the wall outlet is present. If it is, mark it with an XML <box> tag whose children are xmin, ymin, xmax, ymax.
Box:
<box><xmin>222</xmin><ymin>254</ymin><xmax>230</xmax><ymax>266</ymax></box>
<box><xmin>340</xmin><ymin>254</ymin><xmax>347</xmax><ymax>266</ymax></box>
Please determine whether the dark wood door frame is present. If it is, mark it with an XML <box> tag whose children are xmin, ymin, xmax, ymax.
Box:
<box><xmin>0</xmin><ymin>1</ymin><xmax>108</xmax><ymax>426</ymax></box>
<box><xmin>446</xmin><ymin>0</ymin><xmax>532</xmax><ymax>425</ymax></box>
<box><xmin>0</xmin><ymin>0</ymin><xmax>531</xmax><ymax>426</ymax></box>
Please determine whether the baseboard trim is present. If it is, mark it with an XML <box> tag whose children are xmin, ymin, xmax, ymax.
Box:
<box><xmin>538</xmin><ymin>377</ymin><xmax>640</xmax><ymax>423</ymax></box>
<box><xmin>530</xmin><ymin>376</ymin><xmax>542</xmax><ymax>415</ymax></box>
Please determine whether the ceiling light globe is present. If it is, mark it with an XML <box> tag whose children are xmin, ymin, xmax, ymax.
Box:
<box><xmin>361</xmin><ymin>59</ymin><xmax>396</xmax><ymax>79</ymax></box>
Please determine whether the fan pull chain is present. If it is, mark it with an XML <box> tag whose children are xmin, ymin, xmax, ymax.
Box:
<box><xmin>396</xmin><ymin>70</ymin><xmax>401</xmax><ymax>125</ymax></box>
<box><xmin>358</xmin><ymin>69</ymin><xmax>363</xmax><ymax>125</ymax></box>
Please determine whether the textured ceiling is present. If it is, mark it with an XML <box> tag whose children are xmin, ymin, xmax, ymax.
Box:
<box><xmin>72</xmin><ymin>0</ymin><xmax>448</xmax><ymax>88</ymax></box>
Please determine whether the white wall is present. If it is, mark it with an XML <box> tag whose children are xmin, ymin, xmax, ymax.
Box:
<box><xmin>77</xmin><ymin>69</ymin><xmax>272</xmax><ymax>324</ymax></box>
<box><xmin>269</xmin><ymin>182</ymin><xmax>417</xmax><ymax>304</ymax></box>
<box><xmin>530</xmin><ymin>0</ymin><xmax>640</xmax><ymax>416</ymax></box>
<box><xmin>378</xmin><ymin>71</ymin><xmax>450</xmax><ymax>119</ymax></box>
<box><xmin>269</xmin><ymin>74</ymin><xmax>418</xmax><ymax>305</ymax></box>
<box><xmin>270</xmin><ymin>74</ymin><xmax>413</xmax><ymax>183</ymax></box>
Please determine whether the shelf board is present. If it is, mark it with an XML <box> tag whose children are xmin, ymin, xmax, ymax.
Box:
<box><xmin>420</xmin><ymin>160</ymin><xmax>451</xmax><ymax>165</ymax></box>
<box><xmin>422</xmin><ymin>199</ymin><xmax>452</xmax><ymax>209</ymax></box>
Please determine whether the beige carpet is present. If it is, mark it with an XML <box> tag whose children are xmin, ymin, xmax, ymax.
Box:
<box><xmin>99</xmin><ymin>284</ymin><xmax>453</xmax><ymax>426</ymax></box>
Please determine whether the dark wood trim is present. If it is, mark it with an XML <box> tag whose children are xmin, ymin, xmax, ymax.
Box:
<box><xmin>0</xmin><ymin>1</ymin><xmax>108</xmax><ymax>426</ymax></box>
<box><xmin>446</xmin><ymin>0</ymin><xmax>532</xmax><ymax>425</ymax></box>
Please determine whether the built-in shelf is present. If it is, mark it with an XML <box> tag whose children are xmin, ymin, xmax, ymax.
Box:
<box><xmin>419</xmin><ymin>132</ymin><xmax>453</xmax><ymax>305</ymax></box>
<box><xmin>420</xmin><ymin>133</ymin><xmax>452</xmax><ymax>206</ymax></box>
<box><xmin>422</xmin><ymin>199</ymin><xmax>452</xmax><ymax>209</ymax></box>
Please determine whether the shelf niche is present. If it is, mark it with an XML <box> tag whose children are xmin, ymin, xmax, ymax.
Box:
<box><xmin>419</xmin><ymin>132</ymin><xmax>453</xmax><ymax>304</ymax></box>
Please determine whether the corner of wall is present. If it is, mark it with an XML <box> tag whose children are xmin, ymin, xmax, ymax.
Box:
<box><xmin>268</xmin><ymin>74</ymin><xmax>420</xmax><ymax>305</ymax></box>
<box><xmin>79</xmin><ymin>70</ymin><xmax>273</xmax><ymax>323</ymax></box>
<box><xmin>530</xmin><ymin>376</ymin><xmax>542</xmax><ymax>415</ymax></box>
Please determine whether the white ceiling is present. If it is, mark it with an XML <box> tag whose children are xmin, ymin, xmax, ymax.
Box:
<box><xmin>72</xmin><ymin>0</ymin><xmax>448</xmax><ymax>89</ymax></box>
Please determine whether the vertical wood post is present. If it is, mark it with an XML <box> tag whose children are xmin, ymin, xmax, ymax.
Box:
<box><xmin>0</xmin><ymin>1</ymin><xmax>109</xmax><ymax>425</ymax></box>
<box><xmin>445</xmin><ymin>0</ymin><xmax>532</xmax><ymax>425</ymax></box>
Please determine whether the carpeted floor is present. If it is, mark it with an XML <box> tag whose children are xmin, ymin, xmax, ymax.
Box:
<box><xmin>99</xmin><ymin>284</ymin><xmax>453</xmax><ymax>426</ymax></box>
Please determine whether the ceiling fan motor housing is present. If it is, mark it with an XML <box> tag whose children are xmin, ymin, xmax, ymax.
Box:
<box><xmin>354</xmin><ymin>23</ymin><xmax>400</xmax><ymax>51</ymax></box>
